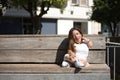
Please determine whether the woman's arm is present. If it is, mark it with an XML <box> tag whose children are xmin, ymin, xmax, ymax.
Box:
<box><xmin>82</xmin><ymin>37</ymin><xmax>93</xmax><ymax>48</ymax></box>
<box><xmin>65</xmin><ymin>39</ymin><xmax>76</xmax><ymax>63</ymax></box>
<box><xmin>67</xmin><ymin>49</ymin><xmax>76</xmax><ymax>63</ymax></box>
<box><xmin>68</xmin><ymin>49</ymin><xmax>76</xmax><ymax>57</ymax></box>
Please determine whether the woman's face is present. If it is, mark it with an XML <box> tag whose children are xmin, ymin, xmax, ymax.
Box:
<box><xmin>72</xmin><ymin>30</ymin><xmax>82</xmax><ymax>43</ymax></box>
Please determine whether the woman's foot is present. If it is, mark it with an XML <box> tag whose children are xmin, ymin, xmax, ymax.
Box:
<box><xmin>62</xmin><ymin>61</ymin><xmax>71</xmax><ymax>68</ymax></box>
<box><xmin>74</xmin><ymin>59</ymin><xmax>84</xmax><ymax>68</ymax></box>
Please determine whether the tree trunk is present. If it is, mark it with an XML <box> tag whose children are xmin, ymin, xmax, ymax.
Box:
<box><xmin>113</xmin><ymin>22</ymin><xmax>117</xmax><ymax>36</ymax></box>
<box><xmin>32</xmin><ymin>16</ymin><xmax>42</xmax><ymax>34</ymax></box>
<box><xmin>108</xmin><ymin>22</ymin><xmax>116</xmax><ymax>36</ymax></box>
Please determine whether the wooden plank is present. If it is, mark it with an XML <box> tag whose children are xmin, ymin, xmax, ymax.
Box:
<box><xmin>88</xmin><ymin>51</ymin><xmax>106</xmax><ymax>63</ymax></box>
<box><xmin>0</xmin><ymin>37</ymin><xmax>68</xmax><ymax>49</ymax></box>
<box><xmin>0</xmin><ymin>50</ymin><xmax>105</xmax><ymax>64</ymax></box>
<box><xmin>0</xmin><ymin>35</ymin><xmax>105</xmax><ymax>49</ymax></box>
<box><xmin>0</xmin><ymin>64</ymin><xmax>110</xmax><ymax>74</ymax></box>
<box><xmin>87</xmin><ymin>36</ymin><xmax>106</xmax><ymax>49</ymax></box>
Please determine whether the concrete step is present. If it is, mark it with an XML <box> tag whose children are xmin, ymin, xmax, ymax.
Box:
<box><xmin>0</xmin><ymin>73</ymin><xmax>110</xmax><ymax>80</ymax></box>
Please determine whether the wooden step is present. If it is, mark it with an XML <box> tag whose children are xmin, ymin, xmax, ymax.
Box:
<box><xmin>0</xmin><ymin>64</ymin><xmax>110</xmax><ymax>74</ymax></box>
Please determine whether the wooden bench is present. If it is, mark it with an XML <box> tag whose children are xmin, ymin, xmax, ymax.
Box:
<box><xmin>0</xmin><ymin>35</ymin><xmax>110</xmax><ymax>80</ymax></box>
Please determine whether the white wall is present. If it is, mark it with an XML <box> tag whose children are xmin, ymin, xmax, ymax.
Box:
<box><xmin>91</xmin><ymin>21</ymin><xmax>101</xmax><ymax>34</ymax></box>
<box><xmin>57</xmin><ymin>19</ymin><xmax>73</xmax><ymax>35</ymax></box>
<box><xmin>88</xmin><ymin>0</ymin><xmax>94</xmax><ymax>7</ymax></box>
<box><xmin>88</xmin><ymin>21</ymin><xmax>92</xmax><ymax>34</ymax></box>
<box><xmin>87</xmin><ymin>21</ymin><xmax>101</xmax><ymax>35</ymax></box>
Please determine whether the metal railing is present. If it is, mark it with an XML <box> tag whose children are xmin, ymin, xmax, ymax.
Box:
<box><xmin>106</xmin><ymin>42</ymin><xmax>120</xmax><ymax>80</ymax></box>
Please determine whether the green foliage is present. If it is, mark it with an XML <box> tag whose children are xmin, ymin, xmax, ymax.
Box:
<box><xmin>91</xmin><ymin>0</ymin><xmax>107</xmax><ymax>22</ymax></box>
<box><xmin>91</xmin><ymin>0</ymin><xmax>120</xmax><ymax>23</ymax></box>
<box><xmin>52</xmin><ymin>0</ymin><xmax>67</xmax><ymax>9</ymax></box>
<box><xmin>91</xmin><ymin>0</ymin><xmax>120</xmax><ymax>36</ymax></box>
<box><xmin>10</xmin><ymin>0</ymin><xmax>67</xmax><ymax>11</ymax></box>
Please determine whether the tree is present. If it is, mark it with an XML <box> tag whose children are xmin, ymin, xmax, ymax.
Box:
<box><xmin>0</xmin><ymin>0</ymin><xmax>7</xmax><ymax>16</ymax></box>
<box><xmin>9</xmin><ymin>0</ymin><xmax>67</xmax><ymax>34</ymax></box>
<box><xmin>91</xmin><ymin>0</ymin><xmax>120</xmax><ymax>36</ymax></box>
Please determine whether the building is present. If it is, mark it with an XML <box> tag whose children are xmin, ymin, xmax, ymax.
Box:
<box><xmin>0</xmin><ymin>0</ymin><xmax>101</xmax><ymax>35</ymax></box>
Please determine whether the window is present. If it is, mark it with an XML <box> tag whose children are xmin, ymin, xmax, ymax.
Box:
<box><xmin>79</xmin><ymin>0</ymin><xmax>88</xmax><ymax>7</ymax></box>
<box><xmin>74</xmin><ymin>22</ymin><xmax>81</xmax><ymax>29</ymax></box>
<box><xmin>71</xmin><ymin>0</ymin><xmax>79</xmax><ymax>6</ymax></box>
<box><xmin>74</xmin><ymin>22</ymin><xmax>88</xmax><ymax>34</ymax></box>
<box><xmin>71</xmin><ymin>0</ymin><xmax>88</xmax><ymax>7</ymax></box>
<box><xmin>41</xmin><ymin>19</ymin><xmax>57</xmax><ymax>34</ymax></box>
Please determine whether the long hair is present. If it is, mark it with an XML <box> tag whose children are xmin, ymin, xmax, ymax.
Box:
<box><xmin>68</xmin><ymin>27</ymin><xmax>83</xmax><ymax>52</ymax></box>
<box><xmin>68</xmin><ymin>27</ymin><xmax>83</xmax><ymax>40</ymax></box>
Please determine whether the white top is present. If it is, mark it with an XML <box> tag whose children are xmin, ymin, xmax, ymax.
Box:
<box><xmin>74</xmin><ymin>43</ymin><xmax>89</xmax><ymax>60</ymax></box>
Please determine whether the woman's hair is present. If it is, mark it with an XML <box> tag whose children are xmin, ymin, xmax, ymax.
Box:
<box><xmin>68</xmin><ymin>27</ymin><xmax>83</xmax><ymax>40</ymax></box>
<box><xmin>68</xmin><ymin>27</ymin><xmax>83</xmax><ymax>52</ymax></box>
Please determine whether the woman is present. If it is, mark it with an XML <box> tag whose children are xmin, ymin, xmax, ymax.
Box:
<box><xmin>62</xmin><ymin>27</ymin><xmax>93</xmax><ymax>68</ymax></box>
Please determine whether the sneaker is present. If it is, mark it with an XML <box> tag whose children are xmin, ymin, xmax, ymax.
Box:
<box><xmin>62</xmin><ymin>61</ymin><xmax>71</xmax><ymax>68</ymax></box>
<box><xmin>74</xmin><ymin>59</ymin><xmax>84</xmax><ymax>68</ymax></box>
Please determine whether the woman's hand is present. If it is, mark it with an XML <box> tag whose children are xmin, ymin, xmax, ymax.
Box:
<box><xmin>82</xmin><ymin>37</ymin><xmax>89</xmax><ymax>42</ymax></box>
<box><xmin>68</xmin><ymin>50</ymin><xmax>76</xmax><ymax>62</ymax></box>
<box><xmin>82</xmin><ymin>37</ymin><xmax>93</xmax><ymax>48</ymax></box>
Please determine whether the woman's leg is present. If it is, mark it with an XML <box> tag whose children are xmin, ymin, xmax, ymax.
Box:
<box><xmin>74</xmin><ymin>58</ymin><xmax>88</xmax><ymax>68</ymax></box>
<box><xmin>62</xmin><ymin>54</ymin><xmax>73</xmax><ymax>67</ymax></box>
